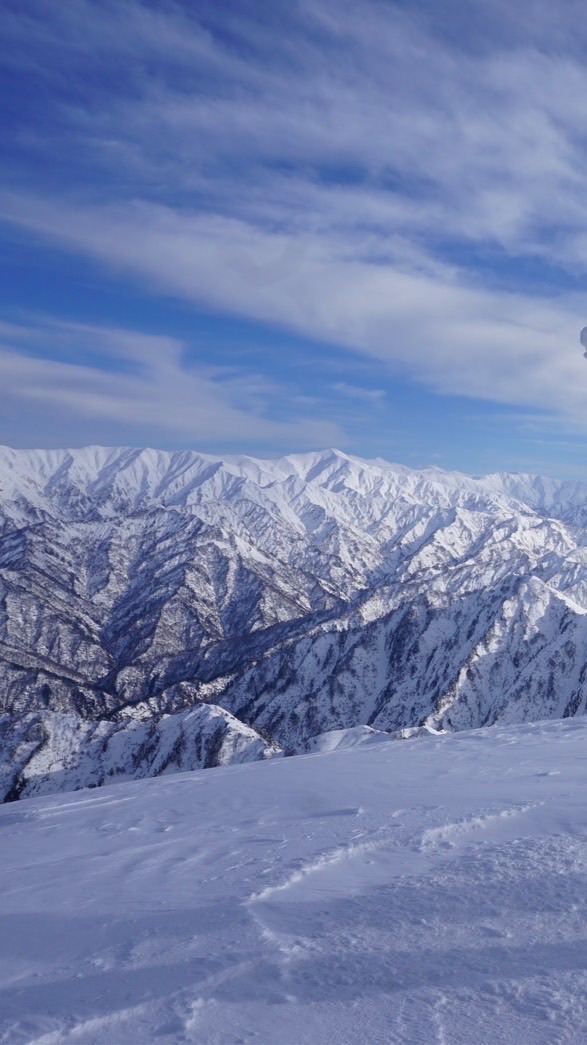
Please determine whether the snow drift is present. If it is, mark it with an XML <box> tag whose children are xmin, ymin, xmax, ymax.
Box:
<box><xmin>2</xmin><ymin>718</ymin><xmax>587</xmax><ymax>1042</ymax></box>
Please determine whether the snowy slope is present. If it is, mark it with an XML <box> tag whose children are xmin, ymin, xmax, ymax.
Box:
<box><xmin>2</xmin><ymin>718</ymin><xmax>587</xmax><ymax>1043</ymax></box>
<box><xmin>3</xmin><ymin>444</ymin><xmax>587</xmax><ymax>796</ymax></box>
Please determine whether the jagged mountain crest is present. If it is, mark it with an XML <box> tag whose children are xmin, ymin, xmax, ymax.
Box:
<box><xmin>3</xmin><ymin>445</ymin><xmax>587</xmax><ymax>798</ymax></box>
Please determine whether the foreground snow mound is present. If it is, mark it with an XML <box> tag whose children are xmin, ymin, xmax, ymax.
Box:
<box><xmin>301</xmin><ymin>724</ymin><xmax>391</xmax><ymax>752</ymax></box>
<box><xmin>0</xmin><ymin>705</ymin><xmax>280</xmax><ymax>801</ymax></box>
<box><xmin>2</xmin><ymin>718</ymin><xmax>587</xmax><ymax>1043</ymax></box>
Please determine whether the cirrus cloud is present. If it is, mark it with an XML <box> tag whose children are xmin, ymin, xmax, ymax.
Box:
<box><xmin>2</xmin><ymin>0</ymin><xmax>587</xmax><ymax>468</ymax></box>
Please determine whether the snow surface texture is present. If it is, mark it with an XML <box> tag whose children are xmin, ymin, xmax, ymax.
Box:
<box><xmin>1</xmin><ymin>719</ymin><xmax>587</xmax><ymax>1043</ymax></box>
<box><xmin>4</xmin><ymin>444</ymin><xmax>587</xmax><ymax>798</ymax></box>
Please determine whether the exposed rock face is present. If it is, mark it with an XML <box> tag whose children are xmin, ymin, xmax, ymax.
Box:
<box><xmin>2</xmin><ymin>444</ymin><xmax>587</xmax><ymax>797</ymax></box>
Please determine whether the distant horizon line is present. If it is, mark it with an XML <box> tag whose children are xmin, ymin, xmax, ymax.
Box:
<box><xmin>0</xmin><ymin>441</ymin><xmax>586</xmax><ymax>484</ymax></box>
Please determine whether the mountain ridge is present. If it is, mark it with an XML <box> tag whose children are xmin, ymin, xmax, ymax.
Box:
<box><xmin>3</xmin><ymin>445</ymin><xmax>587</xmax><ymax>799</ymax></box>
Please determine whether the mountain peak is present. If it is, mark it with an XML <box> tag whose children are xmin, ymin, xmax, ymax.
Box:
<box><xmin>3</xmin><ymin>443</ymin><xmax>587</xmax><ymax>802</ymax></box>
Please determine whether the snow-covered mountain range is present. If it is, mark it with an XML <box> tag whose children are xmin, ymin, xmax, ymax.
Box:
<box><xmin>3</xmin><ymin>444</ymin><xmax>587</xmax><ymax>799</ymax></box>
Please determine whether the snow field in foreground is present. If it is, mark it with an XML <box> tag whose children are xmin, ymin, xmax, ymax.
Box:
<box><xmin>2</xmin><ymin>719</ymin><xmax>587</xmax><ymax>1043</ymax></box>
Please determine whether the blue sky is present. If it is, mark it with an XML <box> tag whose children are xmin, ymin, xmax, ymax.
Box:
<box><xmin>2</xmin><ymin>0</ymin><xmax>587</xmax><ymax>475</ymax></box>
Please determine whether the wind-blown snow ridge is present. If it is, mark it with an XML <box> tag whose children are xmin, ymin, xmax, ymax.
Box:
<box><xmin>2</xmin><ymin>444</ymin><xmax>587</xmax><ymax>799</ymax></box>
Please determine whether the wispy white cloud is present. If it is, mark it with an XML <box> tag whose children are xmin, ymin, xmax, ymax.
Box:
<box><xmin>0</xmin><ymin>318</ymin><xmax>342</xmax><ymax>448</ymax></box>
<box><xmin>3</xmin><ymin>0</ymin><xmax>587</xmax><ymax>453</ymax></box>
<box><xmin>2</xmin><ymin>194</ymin><xmax>585</xmax><ymax>423</ymax></box>
<box><xmin>41</xmin><ymin>0</ymin><xmax>587</xmax><ymax>264</ymax></box>
<box><xmin>9</xmin><ymin>0</ymin><xmax>587</xmax><ymax>252</ymax></box>
<box><xmin>333</xmin><ymin>383</ymin><xmax>386</xmax><ymax>402</ymax></box>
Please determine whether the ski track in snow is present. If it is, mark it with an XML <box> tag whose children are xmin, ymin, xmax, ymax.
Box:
<box><xmin>2</xmin><ymin>721</ymin><xmax>587</xmax><ymax>1042</ymax></box>
<box><xmin>419</xmin><ymin>801</ymin><xmax>545</xmax><ymax>853</ymax></box>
